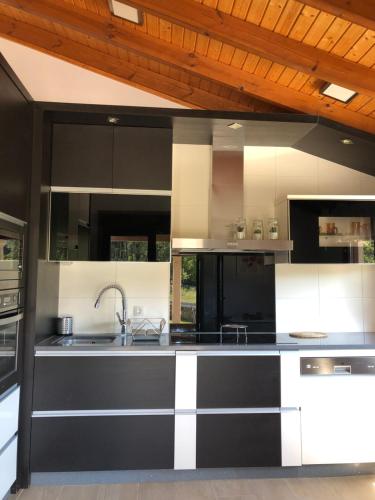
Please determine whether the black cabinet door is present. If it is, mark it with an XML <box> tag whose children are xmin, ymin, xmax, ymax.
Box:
<box><xmin>113</xmin><ymin>127</ymin><xmax>172</xmax><ymax>190</ymax></box>
<box><xmin>197</xmin><ymin>356</ymin><xmax>280</xmax><ymax>408</ymax></box>
<box><xmin>51</xmin><ymin>124</ymin><xmax>113</xmax><ymax>187</ymax></box>
<box><xmin>197</xmin><ymin>413</ymin><xmax>281</xmax><ymax>468</ymax></box>
<box><xmin>0</xmin><ymin>56</ymin><xmax>32</xmax><ymax>221</ymax></box>
<box><xmin>33</xmin><ymin>356</ymin><xmax>175</xmax><ymax>410</ymax></box>
<box><xmin>31</xmin><ymin>415</ymin><xmax>174</xmax><ymax>471</ymax></box>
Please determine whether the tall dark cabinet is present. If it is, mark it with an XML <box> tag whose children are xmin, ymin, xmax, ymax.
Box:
<box><xmin>0</xmin><ymin>55</ymin><xmax>32</xmax><ymax>221</ymax></box>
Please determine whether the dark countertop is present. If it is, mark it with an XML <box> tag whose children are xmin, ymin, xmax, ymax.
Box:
<box><xmin>34</xmin><ymin>332</ymin><xmax>375</xmax><ymax>354</ymax></box>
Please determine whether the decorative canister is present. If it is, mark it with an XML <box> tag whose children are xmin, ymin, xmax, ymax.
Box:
<box><xmin>252</xmin><ymin>220</ymin><xmax>263</xmax><ymax>240</ymax></box>
<box><xmin>268</xmin><ymin>218</ymin><xmax>279</xmax><ymax>240</ymax></box>
<box><xmin>57</xmin><ymin>315</ymin><xmax>73</xmax><ymax>336</ymax></box>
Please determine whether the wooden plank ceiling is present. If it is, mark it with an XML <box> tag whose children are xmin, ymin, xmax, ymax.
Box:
<box><xmin>0</xmin><ymin>0</ymin><xmax>375</xmax><ymax>133</ymax></box>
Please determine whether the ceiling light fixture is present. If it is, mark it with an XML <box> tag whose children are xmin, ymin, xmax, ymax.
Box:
<box><xmin>107</xmin><ymin>116</ymin><xmax>120</xmax><ymax>124</ymax></box>
<box><xmin>228</xmin><ymin>122</ymin><xmax>243</xmax><ymax>130</ymax></box>
<box><xmin>341</xmin><ymin>138</ymin><xmax>354</xmax><ymax>145</ymax></box>
<box><xmin>108</xmin><ymin>0</ymin><xmax>141</xmax><ymax>24</ymax></box>
<box><xmin>320</xmin><ymin>83</ymin><xmax>357</xmax><ymax>103</ymax></box>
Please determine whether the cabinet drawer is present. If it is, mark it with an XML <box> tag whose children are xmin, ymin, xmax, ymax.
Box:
<box><xmin>197</xmin><ymin>356</ymin><xmax>280</xmax><ymax>408</ymax></box>
<box><xmin>196</xmin><ymin>413</ymin><xmax>281</xmax><ymax>468</ymax></box>
<box><xmin>0</xmin><ymin>386</ymin><xmax>19</xmax><ymax>450</ymax></box>
<box><xmin>31</xmin><ymin>415</ymin><xmax>174</xmax><ymax>472</ymax></box>
<box><xmin>33</xmin><ymin>356</ymin><xmax>175</xmax><ymax>411</ymax></box>
<box><xmin>0</xmin><ymin>436</ymin><xmax>17</xmax><ymax>499</ymax></box>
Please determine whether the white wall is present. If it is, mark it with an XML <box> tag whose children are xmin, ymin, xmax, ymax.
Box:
<box><xmin>244</xmin><ymin>147</ymin><xmax>375</xmax><ymax>223</ymax></box>
<box><xmin>58</xmin><ymin>262</ymin><xmax>170</xmax><ymax>334</ymax></box>
<box><xmin>0</xmin><ymin>38</ymin><xmax>185</xmax><ymax>107</ymax></box>
<box><xmin>276</xmin><ymin>264</ymin><xmax>375</xmax><ymax>334</ymax></box>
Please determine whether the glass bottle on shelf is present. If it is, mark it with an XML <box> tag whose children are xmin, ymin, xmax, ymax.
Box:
<box><xmin>268</xmin><ymin>218</ymin><xmax>279</xmax><ymax>240</ymax></box>
<box><xmin>252</xmin><ymin>219</ymin><xmax>263</xmax><ymax>240</ymax></box>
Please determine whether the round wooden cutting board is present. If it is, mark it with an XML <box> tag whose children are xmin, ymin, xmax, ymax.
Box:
<box><xmin>289</xmin><ymin>331</ymin><xmax>328</xmax><ymax>339</ymax></box>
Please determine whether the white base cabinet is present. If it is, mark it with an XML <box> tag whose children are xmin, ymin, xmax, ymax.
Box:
<box><xmin>0</xmin><ymin>437</ymin><xmax>17</xmax><ymax>500</ymax></box>
<box><xmin>0</xmin><ymin>386</ymin><xmax>20</xmax><ymax>499</ymax></box>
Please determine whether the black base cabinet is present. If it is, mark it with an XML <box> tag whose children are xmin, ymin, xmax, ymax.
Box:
<box><xmin>33</xmin><ymin>356</ymin><xmax>175</xmax><ymax>411</ymax></box>
<box><xmin>31</xmin><ymin>415</ymin><xmax>174</xmax><ymax>472</ymax></box>
<box><xmin>197</xmin><ymin>356</ymin><xmax>280</xmax><ymax>408</ymax></box>
<box><xmin>196</xmin><ymin>413</ymin><xmax>281</xmax><ymax>468</ymax></box>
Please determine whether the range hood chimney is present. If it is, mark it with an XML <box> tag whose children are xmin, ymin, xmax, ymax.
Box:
<box><xmin>172</xmin><ymin>136</ymin><xmax>293</xmax><ymax>254</ymax></box>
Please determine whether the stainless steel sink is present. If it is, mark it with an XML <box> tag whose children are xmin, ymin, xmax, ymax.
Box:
<box><xmin>55</xmin><ymin>336</ymin><xmax>117</xmax><ymax>346</ymax></box>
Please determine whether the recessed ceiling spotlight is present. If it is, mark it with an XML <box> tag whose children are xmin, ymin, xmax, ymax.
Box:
<box><xmin>107</xmin><ymin>116</ymin><xmax>120</xmax><ymax>124</ymax></box>
<box><xmin>341</xmin><ymin>138</ymin><xmax>354</xmax><ymax>145</ymax></box>
<box><xmin>320</xmin><ymin>83</ymin><xmax>357</xmax><ymax>103</ymax></box>
<box><xmin>108</xmin><ymin>0</ymin><xmax>141</xmax><ymax>24</ymax></box>
<box><xmin>228</xmin><ymin>122</ymin><xmax>243</xmax><ymax>130</ymax></box>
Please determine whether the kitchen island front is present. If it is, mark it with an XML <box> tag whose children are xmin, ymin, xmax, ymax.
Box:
<box><xmin>31</xmin><ymin>334</ymin><xmax>375</xmax><ymax>475</ymax></box>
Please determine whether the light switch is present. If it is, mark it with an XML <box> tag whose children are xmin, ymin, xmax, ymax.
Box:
<box><xmin>133</xmin><ymin>305</ymin><xmax>143</xmax><ymax>317</ymax></box>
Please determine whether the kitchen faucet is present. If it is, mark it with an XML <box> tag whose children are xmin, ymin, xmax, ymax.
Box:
<box><xmin>94</xmin><ymin>284</ymin><xmax>127</xmax><ymax>334</ymax></box>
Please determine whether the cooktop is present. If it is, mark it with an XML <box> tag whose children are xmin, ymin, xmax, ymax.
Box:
<box><xmin>170</xmin><ymin>332</ymin><xmax>276</xmax><ymax>345</ymax></box>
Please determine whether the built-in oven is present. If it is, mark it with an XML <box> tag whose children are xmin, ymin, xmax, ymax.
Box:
<box><xmin>0</xmin><ymin>213</ymin><xmax>25</xmax><ymax>395</ymax></box>
<box><xmin>0</xmin><ymin>283</ymin><xmax>23</xmax><ymax>395</ymax></box>
<box><xmin>0</xmin><ymin>214</ymin><xmax>25</xmax><ymax>281</ymax></box>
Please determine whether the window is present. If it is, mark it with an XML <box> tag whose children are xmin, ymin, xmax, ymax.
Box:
<box><xmin>110</xmin><ymin>236</ymin><xmax>148</xmax><ymax>261</ymax></box>
<box><xmin>170</xmin><ymin>255</ymin><xmax>197</xmax><ymax>331</ymax></box>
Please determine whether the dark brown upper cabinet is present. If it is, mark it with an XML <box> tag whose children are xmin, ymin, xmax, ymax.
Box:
<box><xmin>113</xmin><ymin>127</ymin><xmax>172</xmax><ymax>190</ymax></box>
<box><xmin>51</xmin><ymin>124</ymin><xmax>114</xmax><ymax>188</ymax></box>
<box><xmin>0</xmin><ymin>55</ymin><xmax>32</xmax><ymax>222</ymax></box>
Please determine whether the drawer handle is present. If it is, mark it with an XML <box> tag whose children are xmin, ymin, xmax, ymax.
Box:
<box><xmin>334</xmin><ymin>365</ymin><xmax>351</xmax><ymax>375</ymax></box>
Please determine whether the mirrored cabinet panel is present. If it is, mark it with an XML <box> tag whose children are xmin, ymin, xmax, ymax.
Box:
<box><xmin>290</xmin><ymin>199</ymin><xmax>375</xmax><ymax>263</ymax></box>
<box><xmin>49</xmin><ymin>192</ymin><xmax>171</xmax><ymax>262</ymax></box>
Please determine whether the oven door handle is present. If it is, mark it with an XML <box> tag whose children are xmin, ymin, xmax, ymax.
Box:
<box><xmin>0</xmin><ymin>312</ymin><xmax>23</xmax><ymax>326</ymax></box>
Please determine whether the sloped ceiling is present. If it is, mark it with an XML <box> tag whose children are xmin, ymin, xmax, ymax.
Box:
<box><xmin>0</xmin><ymin>0</ymin><xmax>374</xmax><ymax>133</ymax></box>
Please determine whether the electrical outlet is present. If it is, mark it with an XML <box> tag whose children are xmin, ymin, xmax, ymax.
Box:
<box><xmin>133</xmin><ymin>305</ymin><xmax>143</xmax><ymax>317</ymax></box>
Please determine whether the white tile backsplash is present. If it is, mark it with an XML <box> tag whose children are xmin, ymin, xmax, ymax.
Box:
<box><xmin>276</xmin><ymin>264</ymin><xmax>319</xmax><ymax>299</ymax></box>
<box><xmin>276</xmin><ymin>297</ymin><xmax>320</xmax><ymax>333</ymax></box>
<box><xmin>276</xmin><ymin>263</ymin><xmax>375</xmax><ymax>334</ymax></box>
<box><xmin>58</xmin><ymin>261</ymin><xmax>170</xmax><ymax>334</ymax></box>
<box><xmin>318</xmin><ymin>264</ymin><xmax>362</xmax><ymax>298</ymax></box>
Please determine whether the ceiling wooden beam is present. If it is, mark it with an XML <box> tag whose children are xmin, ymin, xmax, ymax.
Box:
<box><xmin>0</xmin><ymin>14</ymin><xmax>260</xmax><ymax>112</ymax></box>
<box><xmin>1</xmin><ymin>0</ymin><xmax>375</xmax><ymax>133</ymax></box>
<box><xmin>123</xmin><ymin>0</ymin><xmax>375</xmax><ymax>97</ymax></box>
<box><xmin>302</xmin><ymin>0</ymin><xmax>375</xmax><ymax>32</ymax></box>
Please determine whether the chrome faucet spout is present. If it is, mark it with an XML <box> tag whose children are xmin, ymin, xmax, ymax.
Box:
<box><xmin>94</xmin><ymin>284</ymin><xmax>127</xmax><ymax>334</ymax></box>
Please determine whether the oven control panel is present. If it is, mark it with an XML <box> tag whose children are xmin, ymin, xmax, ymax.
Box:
<box><xmin>301</xmin><ymin>357</ymin><xmax>375</xmax><ymax>375</ymax></box>
<box><xmin>0</xmin><ymin>289</ymin><xmax>21</xmax><ymax>312</ymax></box>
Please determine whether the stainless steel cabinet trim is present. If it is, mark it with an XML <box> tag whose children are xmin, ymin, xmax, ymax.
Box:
<box><xmin>196</xmin><ymin>351</ymin><xmax>280</xmax><ymax>357</ymax></box>
<box><xmin>196</xmin><ymin>407</ymin><xmax>281</xmax><ymax>414</ymax></box>
<box><xmin>35</xmin><ymin>350</ymin><xmax>176</xmax><ymax>357</ymax></box>
<box><xmin>32</xmin><ymin>409</ymin><xmax>174</xmax><ymax>417</ymax></box>
<box><xmin>0</xmin><ymin>211</ymin><xmax>26</xmax><ymax>226</ymax></box>
<box><xmin>0</xmin><ymin>384</ymin><xmax>18</xmax><ymax>403</ymax></box>
<box><xmin>0</xmin><ymin>312</ymin><xmax>23</xmax><ymax>326</ymax></box>
<box><xmin>51</xmin><ymin>186</ymin><xmax>172</xmax><ymax>196</ymax></box>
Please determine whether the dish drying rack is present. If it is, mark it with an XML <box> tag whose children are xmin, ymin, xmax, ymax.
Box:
<box><xmin>127</xmin><ymin>317</ymin><xmax>166</xmax><ymax>341</ymax></box>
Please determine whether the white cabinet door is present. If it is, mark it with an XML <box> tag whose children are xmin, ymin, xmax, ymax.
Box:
<box><xmin>301</xmin><ymin>376</ymin><xmax>375</xmax><ymax>464</ymax></box>
<box><xmin>0</xmin><ymin>436</ymin><xmax>17</xmax><ymax>499</ymax></box>
<box><xmin>0</xmin><ymin>386</ymin><xmax>19</xmax><ymax>450</ymax></box>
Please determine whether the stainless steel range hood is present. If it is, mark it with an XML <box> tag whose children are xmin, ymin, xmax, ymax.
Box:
<box><xmin>172</xmin><ymin>136</ymin><xmax>293</xmax><ymax>254</ymax></box>
<box><xmin>172</xmin><ymin>238</ymin><xmax>293</xmax><ymax>253</ymax></box>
